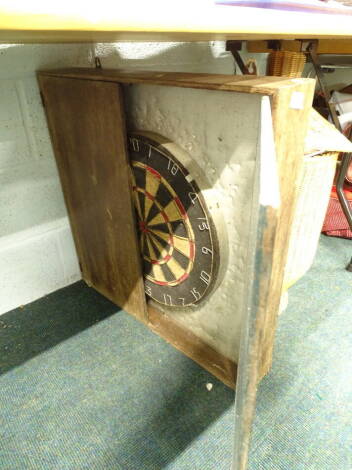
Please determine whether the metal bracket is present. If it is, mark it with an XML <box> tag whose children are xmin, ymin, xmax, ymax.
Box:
<box><xmin>226</xmin><ymin>41</ymin><xmax>253</xmax><ymax>75</ymax></box>
<box><xmin>300</xmin><ymin>40</ymin><xmax>314</xmax><ymax>53</ymax></box>
<box><xmin>307</xmin><ymin>41</ymin><xmax>341</xmax><ymax>130</ymax></box>
<box><xmin>95</xmin><ymin>57</ymin><xmax>102</xmax><ymax>69</ymax></box>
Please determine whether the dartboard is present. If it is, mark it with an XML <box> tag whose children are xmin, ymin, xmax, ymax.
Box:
<box><xmin>128</xmin><ymin>133</ymin><xmax>218</xmax><ymax>307</ymax></box>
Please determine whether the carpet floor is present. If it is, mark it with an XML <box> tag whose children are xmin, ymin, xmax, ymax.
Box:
<box><xmin>0</xmin><ymin>235</ymin><xmax>351</xmax><ymax>469</ymax></box>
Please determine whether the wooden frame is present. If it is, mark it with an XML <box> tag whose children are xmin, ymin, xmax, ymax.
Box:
<box><xmin>37</xmin><ymin>75</ymin><xmax>148</xmax><ymax>322</ymax></box>
<box><xmin>38</xmin><ymin>68</ymin><xmax>314</xmax><ymax>379</ymax></box>
<box><xmin>38</xmin><ymin>68</ymin><xmax>314</xmax><ymax>469</ymax></box>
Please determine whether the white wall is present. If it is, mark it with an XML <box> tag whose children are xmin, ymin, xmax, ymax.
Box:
<box><xmin>0</xmin><ymin>44</ymin><xmax>94</xmax><ymax>314</ymax></box>
<box><xmin>0</xmin><ymin>41</ymin><xmax>237</xmax><ymax>315</ymax></box>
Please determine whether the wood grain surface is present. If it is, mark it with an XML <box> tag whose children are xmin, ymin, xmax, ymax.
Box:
<box><xmin>258</xmin><ymin>81</ymin><xmax>315</xmax><ymax>377</ymax></box>
<box><xmin>38</xmin><ymin>76</ymin><xmax>147</xmax><ymax>321</ymax></box>
<box><xmin>233</xmin><ymin>83</ymin><xmax>314</xmax><ymax>470</ymax></box>
<box><xmin>39</xmin><ymin>68</ymin><xmax>313</xmax><ymax>97</ymax></box>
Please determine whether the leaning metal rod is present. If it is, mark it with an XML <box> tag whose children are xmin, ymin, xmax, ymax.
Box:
<box><xmin>336</xmin><ymin>127</ymin><xmax>352</xmax><ymax>271</ymax></box>
<box><xmin>232</xmin><ymin>50</ymin><xmax>251</xmax><ymax>75</ymax></box>
<box><xmin>336</xmin><ymin>153</ymin><xmax>352</xmax><ymax>228</ymax></box>
<box><xmin>225</xmin><ymin>41</ymin><xmax>251</xmax><ymax>75</ymax></box>
<box><xmin>308</xmin><ymin>47</ymin><xmax>342</xmax><ymax>131</ymax></box>
<box><xmin>336</xmin><ymin>152</ymin><xmax>352</xmax><ymax>271</ymax></box>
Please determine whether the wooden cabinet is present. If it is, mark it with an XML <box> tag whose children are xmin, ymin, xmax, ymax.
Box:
<box><xmin>38</xmin><ymin>68</ymin><xmax>315</xmax><ymax>470</ymax></box>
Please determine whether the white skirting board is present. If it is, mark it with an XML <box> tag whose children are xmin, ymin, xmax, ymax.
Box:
<box><xmin>0</xmin><ymin>217</ymin><xmax>80</xmax><ymax>315</ymax></box>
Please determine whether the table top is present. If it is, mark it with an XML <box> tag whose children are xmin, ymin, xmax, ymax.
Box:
<box><xmin>2</xmin><ymin>0</ymin><xmax>352</xmax><ymax>43</ymax></box>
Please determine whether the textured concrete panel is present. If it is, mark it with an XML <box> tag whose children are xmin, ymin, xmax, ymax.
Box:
<box><xmin>95</xmin><ymin>41</ymin><xmax>234</xmax><ymax>74</ymax></box>
<box><xmin>125</xmin><ymin>84</ymin><xmax>261</xmax><ymax>360</ymax></box>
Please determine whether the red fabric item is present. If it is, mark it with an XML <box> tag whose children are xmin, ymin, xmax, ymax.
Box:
<box><xmin>322</xmin><ymin>186</ymin><xmax>352</xmax><ymax>239</ymax></box>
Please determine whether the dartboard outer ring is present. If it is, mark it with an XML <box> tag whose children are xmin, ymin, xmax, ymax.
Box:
<box><xmin>128</xmin><ymin>131</ymin><xmax>226</xmax><ymax>308</ymax></box>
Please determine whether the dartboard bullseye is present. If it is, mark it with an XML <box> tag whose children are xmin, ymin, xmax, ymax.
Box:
<box><xmin>128</xmin><ymin>133</ymin><xmax>218</xmax><ymax>307</ymax></box>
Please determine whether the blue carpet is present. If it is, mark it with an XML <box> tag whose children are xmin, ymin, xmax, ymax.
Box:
<box><xmin>249</xmin><ymin>235</ymin><xmax>352</xmax><ymax>470</ymax></box>
<box><xmin>0</xmin><ymin>284</ymin><xmax>234</xmax><ymax>470</ymax></box>
<box><xmin>0</xmin><ymin>235</ymin><xmax>351</xmax><ymax>469</ymax></box>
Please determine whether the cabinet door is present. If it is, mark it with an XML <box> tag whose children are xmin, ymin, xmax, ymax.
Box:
<box><xmin>38</xmin><ymin>76</ymin><xmax>147</xmax><ymax>321</ymax></box>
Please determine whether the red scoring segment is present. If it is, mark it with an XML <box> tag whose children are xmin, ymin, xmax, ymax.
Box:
<box><xmin>146</xmin><ymin>165</ymin><xmax>161</xmax><ymax>180</ymax></box>
<box><xmin>174</xmin><ymin>197</ymin><xmax>188</xmax><ymax>219</ymax></box>
<box><xmin>151</xmin><ymin>254</ymin><xmax>172</xmax><ymax>265</ymax></box>
<box><xmin>152</xmin><ymin>272</ymin><xmax>189</xmax><ymax>287</ymax></box>
<box><xmin>139</xmin><ymin>221</ymin><xmax>148</xmax><ymax>233</ymax></box>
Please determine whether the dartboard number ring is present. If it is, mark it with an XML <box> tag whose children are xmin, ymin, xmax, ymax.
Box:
<box><xmin>128</xmin><ymin>133</ymin><xmax>218</xmax><ymax>308</ymax></box>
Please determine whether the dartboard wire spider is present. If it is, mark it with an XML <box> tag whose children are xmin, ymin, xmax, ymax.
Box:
<box><xmin>131</xmin><ymin>161</ymin><xmax>195</xmax><ymax>287</ymax></box>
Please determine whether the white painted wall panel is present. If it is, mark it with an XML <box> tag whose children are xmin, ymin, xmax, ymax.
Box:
<box><xmin>0</xmin><ymin>44</ymin><xmax>93</xmax><ymax>315</ymax></box>
<box><xmin>0</xmin><ymin>219</ymin><xmax>78</xmax><ymax>313</ymax></box>
<box><xmin>0</xmin><ymin>161</ymin><xmax>66</xmax><ymax>237</ymax></box>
